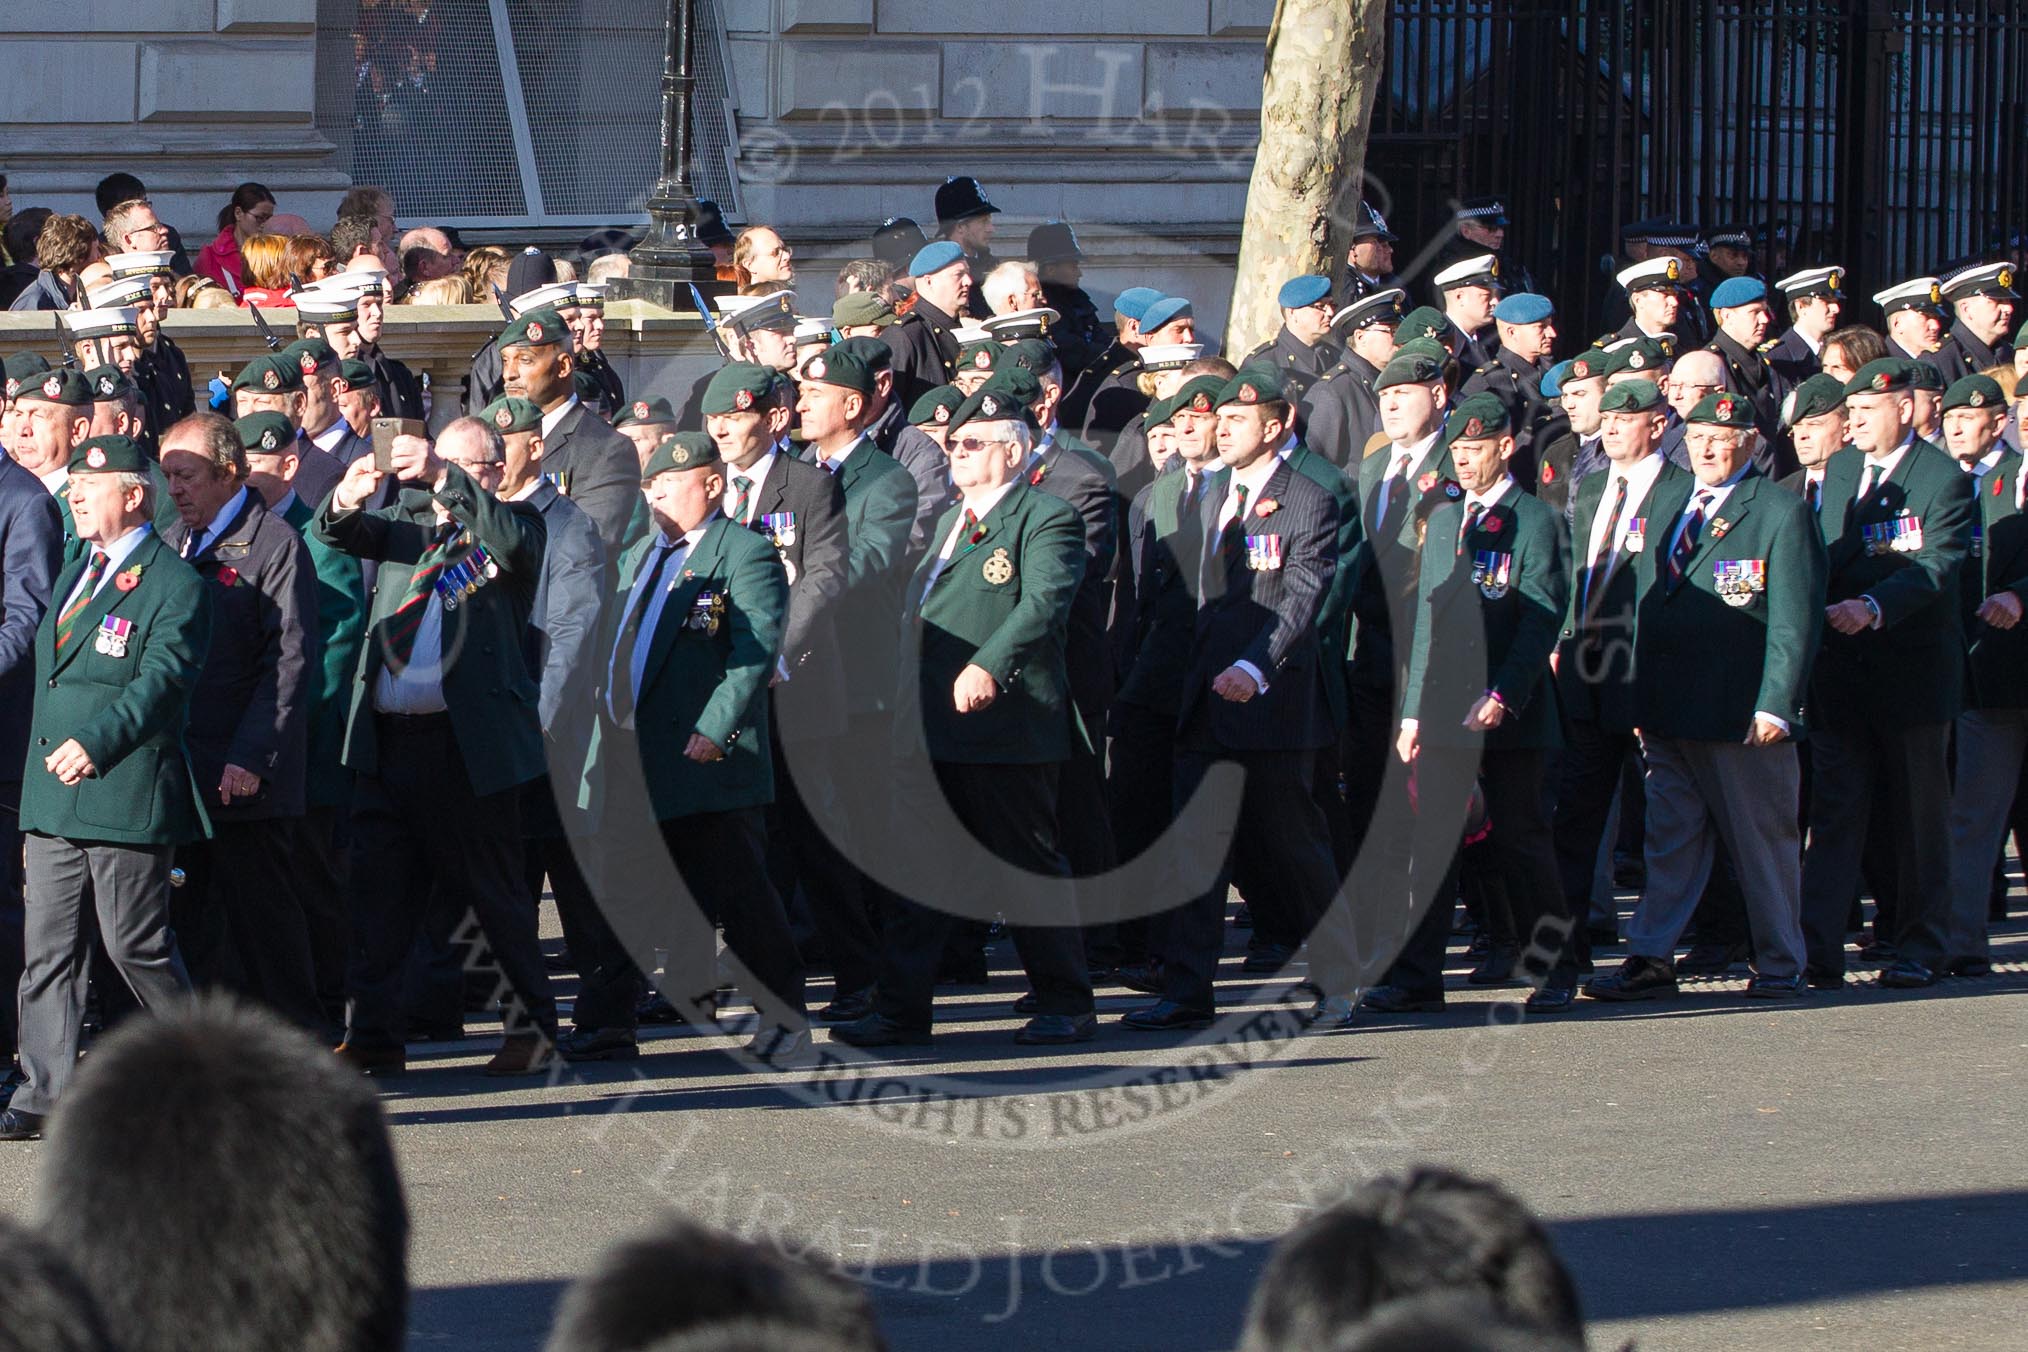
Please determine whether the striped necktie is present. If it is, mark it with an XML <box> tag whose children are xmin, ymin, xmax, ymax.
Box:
<box><xmin>609</xmin><ymin>541</ymin><xmax>682</xmax><ymax>726</ymax></box>
<box><xmin>384</xmin><ymin>521</ymin><xmax>461</xmax><ymax>670</ymax></box>
<box><xmin>1666</xmin><ymin>492</ymin><xmax>1712</xmax><ymax>591</ymax></box>
<box><xmin>1456</xmin><ymin>501</ymin><xmax>1484</xmax><ymax>557</ymax></box>
<box><xmin>1581</xmin><ymin>476</ymin><xmax>1630</xmax><ymax>619</ymax></box>
<box><xmin>728</xmin><ymin>475</ymin><xmax>754</xmax><ymax>524</ymax></box>
<box><xmin>55</xmin><ymin>550</ymin><xmax>109</xmax><ymax>651</ymax></box>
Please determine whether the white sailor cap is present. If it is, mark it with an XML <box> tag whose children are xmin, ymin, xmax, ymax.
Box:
<box><xmin>792</xmin><ymin>316</ymin><xmax>834</xmax><ymax>346</ymax></box>
<box><xmin>717</xmin><ymin>290</ymin><xmax>797</xmax><ymax>336</ymax></box>
<box><xmin>1873</xmin><ymin>277</ymin><xmax>1943</xmax><ymax>314</ymax></box>
<box><xmin>1940</xmin><ymin>262</ymin><xmax>2019</xmax><ymax>303</ymax></box>
<box><xmin>103</xmin><ymin>250</ymin><xmax>175</xmax><ymax>280</ymax></box>
<box><xmin>980</xmin><ymin>308</ymin><xmax>1059</xmax><ymax>341</ymax></box>
<box><xmin>86</xmin><ymin>276</ymin><xmax>155</xmax><ymax>310</ymax></box>
<box><xmin>509</xmin><ymin>281</ymin><xmax>579</xmax><ymax>317</ymax></box>
<box><xmin>1616</xmin><ymin>257</ymin><xmax>1687</xmax><ymax>293</ymax></box>
<box><xmin>309</xmin><ymin>270</ymin><xmax>388</xmax><ymax>301</ymax></box>
<box><xmin>1330</xmin><ymin>288</ymin><xmax>1407</xmax><ymax>336</ymax></box>
<box><xmin>294</xmin><ymin>289</ymin><xmax>361</xmax><ymax>324</ymax></box>
<box><xmin>1138</xmin><ymin>343</ymin><xmax>1206</xmax><ymax>372</ymax></box>
<box><xmin>572</xmin><ymin>282</ymin><xmax>606</xmax><ymax>310</ymax></box>
<box><xmin>1431</xmin><ymin>254</ymin><xmax>1500</xmax><ymax>292</ymax></box>
<box><xmin>1775</xmin><ymin>265</ymin><xmax>1846</xmax><ymax>299</ymax></box>
<box><xmin>69</xmin><ymin>308</ymin><xmax>142</xmax><ymax>340</ymax></box>
<box><xmin>950</xmin><ymin>324</ymin><xmax>992</xmax><ymax>347</ymax></box>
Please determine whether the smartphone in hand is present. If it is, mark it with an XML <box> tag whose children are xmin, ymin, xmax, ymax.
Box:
<box><xmin>370</xmin><ymin>417</ymin><xmax>426</xmax><ymax>473</ymax></box>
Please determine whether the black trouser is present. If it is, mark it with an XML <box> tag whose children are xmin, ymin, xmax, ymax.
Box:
<box><xmin>1341</xmin><ymin>677</ymin><xmax>1400</xmax><ymax>864</ymax></box>
<box><xmin>1552</xmin><ymin>715</ymin><xmax>1636</xmax><ymax>958</ymax></box>
<box><xmin>1162</xmin><ymin>744</ymin><xmax>1352</xmax><ymax>1010</ymax></box>
<box><xmin>0</xmin><ymin>786</ymin><xmax>23</xmax><ymax>1060</ymax></box>
<box><xmin>172</xmin><ymin>817</ymin><xmax>327</xmax><ymax>1033</ymax></box>
<box><xmin>658</xmin><ymin>808</ymin><xmax>808</xmax><ymax>1028</ymax></box>
<box><xmin>776</xmin><ymin>718</ymin><xmax>883</xmax><ymax>1000</ymax></box>
<box><xmin>1801</xmin><ymin>719</ymin><xmax>1954</xmax><ymax>975</ymax></box>
<box><xmin>875</xmin><ymin>760</ymin><xmax>1092</xmax><ymax>1029</ymax></box>
<box><xmin>294</xmin><ymin>807</ymin><xmax>352</xmax><ymax>1024</ymax></box>
<box><xmin>534</xmin><ymin>831</ymin><xmax>641</xmax><ymax>1033</ymax></box>
<box><xmin>1101</xmin><ymin>701</ymin><xmax>1178</xmax><ymax>967</ymax></box>
<box><xmin>344</xmin><ymin>714</ymin><xmax>557</xmax><ymax>1051</ymax></box>
<box><xmin>1387</xmin><ymin>746</ymin><xmax>1569</xmax><ymax>994</ymax></box>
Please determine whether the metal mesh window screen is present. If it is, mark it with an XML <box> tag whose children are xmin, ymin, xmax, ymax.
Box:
<box><xmin>316</xmin><ymin>0</ymin><xmax>739</xmax><ymax>226</ymax></box>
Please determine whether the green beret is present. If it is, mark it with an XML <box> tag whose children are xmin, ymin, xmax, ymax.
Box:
<box><xmin>333</xmin><ymin>358</ymin><xmax>376</xmax><ymax>393</ymax></box>
<box><xmin>83</xmin><ymin>365</ymin><xmax>137</xmax><ymax>402</ymax></box>
<box><xmin>282</xmin><ymin>337</ymin><xmax>338</xmax><ymax>376</ymax></box>
<box><xmin>14</xmin><ymin>366</ymin><xmax>93</xmax><ymax>407</ymax></box>
<box><xmin>994</xmin><ymin>338</ymin><xmax>1058</xmax><ymax>378</ymax></box>
<box><xmin>947</xmin><ymin>385</ymin><xmax>1033</xmax><ymax>435</ymax></box>
<box><xmin>1906</xmin><ymin>360</ymin><xmax>1945</xmax><ymax>393</ymax></box>
<box><xmin>832</xmin><ymin>292</ymin><xmax>896</xmax><ymax>329</ymax></box>
<box><xmin>68</xmin><ymin>435</ymin><xmax>148</xmax><ymax>475</ymax></box>
<box><xmin>957</xmin><ymin>338</ymin><xmax>1001</xmax><ymax>375</ymax></box>
<box><xmin>1687</xmin><ymin>390</ymin><xmax>1756</xmax><ymax>428</ymax></box>
<box><xmin>1398</xmin><ymin>307</ymin><xmax>1452</xmax><ymax>345</ymax></box>
<box><xmin>1445</xmin><ymin>392</ymin><xmax>1513</xmax><ymax>442</ymax></box>
<box><xmin>798</xmin><ymin>343</ymin><xmax>877</xmax><ymax>397</ymax></box>
<box><xmin>978</xmin><ymin>367</ymin><xmax>1042</xmax><ymax>411</ymax></box>
<box><xmin>908</xmin><ymin>384</ymin><xmax>966</xmax><ymax>428</ymax></box>
<box><xmin>1782</xmin><ymin>375</ymin><xmax>1847</xmax><ymax>427</ymax></box>
<box><xmin>1215</xmin><ymin>362</ymin><xmax>1291</xmax><ymax>409</ymax></box>
<box><xmin>1375</xmin><ymin>348</ymin><xmax>1446</xmax><ymax>390</ymax></box>
<box><xmin>500</xmin><ymin>306</ymin><xmax>566</xmax><ymax>350</ymax></box>
<box><xmin>1560</xmin><ymin>348</ymin><xmax>1611</xmax><ymax>385</ymax></box>
<box><xmin>1142</xmin><ymin>394</ymin><xmax>1178</xmax><ymax>432</ymax></box>
<box><xmin>235</xmin><ymin>412</ymin><xmax>297</xmax><ymax>454</ymax></box>
<box><xmin>4</xmin><ymin>350</ymin><xmax>52</xmax><ymax>387</ymax></box>
<box><xmin>702</xmin><ymin>363</ymin><xmax>779</xmax><ymax>416</ymax></box>
<box><xmin>1597</xmin><ymin>379</ymin><xmax>1665</xmax><ymax>414</ymax></box>
<box><xmin>232</xmin><ymin>353</ymin><xmax>304</xmax><ymax>394</ymax></box>
<box><xmin>832</xmin><ymin>335</ymin><xmax>894</xmax><ymax>374</ymax></box>
<box><xmin>1943</xmin><ymin>374</ymin><xmax>2006</xmax><ymax>414</ymax></box>
<box><xmin>1844</xmin><ymin>358</ymin><xmax>1916</xmax><ymax>397</ymax></box>
<box><xmin>1168</xmin><ymin>373</ymin><xmax>1227</xmax><ymax>419</ymax></box>
<box><xmin>482</xmin><ymin>395</ymin><xmax>543</xmax><ymax>434</ymax></box>
<box><xmin>641</xmin><ymin>431</ymin><xmax>721</xmax><ymax>478</ymax></box>
<box><xmin>614</xmin><ymin>395</ymin><xmax>679</xmax><ymax>428</ymax></box>
<box><xmin>1601</xmin><ymin>339</ymin><xmax>1670</xmax><ymax>378</ymax></box>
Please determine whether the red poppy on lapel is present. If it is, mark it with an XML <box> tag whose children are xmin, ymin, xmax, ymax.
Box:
<box><xmin>115</xmin><ymin>569</ymin><xmax>142</xmax><ymax>593</ymax></box>
<box><xmin>216</xmin><ymin>566</ymin><xmax>239</xmax><ymax>588</ymax></box>
<box><xmin>1480</xmin><ymin>512</ymin><xmax>1504</xmax><ymax>532</ymax></box>
<box><xmin>1254</xmin><ymin>498</ymin><xmax>1279</xmax><ymax>517</ymax></box>
<box><xmin>1030</xmin><ymin>464</ymin><xmax>1047</xmax><ymax>486</ymax></box>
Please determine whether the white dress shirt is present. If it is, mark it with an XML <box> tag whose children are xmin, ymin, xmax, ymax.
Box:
<box><xmin>1216</xmin><ymin>453</ymin><xmax>1289</xmax><ymax>693</ymax></box>
<box><xmin>723</xmin><ymin>450</ymin><xmax>777</xmax><ymax>524</ymax></box>
<box><xmin>310</xmin><ymin>419</ymin><xmax>350</xmax><ymax>455</ymax></box>
<box><xmin>1584</xmin><ymin>453</ymin><xmax>1667</xmax><ymax>567</ymax></box>
<box><xmin>814</xmin><ymin>435</ymin><xmax>867</xmax><ymax>477</ymax></box>
<box><xmin>1371</xmin><ymin>430</ymin><xmax>1443</xmax><ymax>529</ymax></box>
<box><xmin>60</xmin><ymin>524</ymin><xmax>153</xmax><ymax>612</ymax></box>
<box><xmin>1855</xmin><ymin>436</ymin><xmax>1912</xmax><ymax>501</ymax></box>
<box><xmin>922</xmin><ymin>481</ymin><xmax>1017</xmax><ymax>604</ymax></box>
<box><xmin>540</xmin><ymin>395</ymin><xmax>582</xmax><ymax>442</ymax></box>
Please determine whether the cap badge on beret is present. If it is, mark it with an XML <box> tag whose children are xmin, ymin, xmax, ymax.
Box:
<box><xmin>1873</xmin><ymin>370</ymin><xmax>1890</xmax><ymax>391</ymax></box>
<box><xmin>1971</xmin><ymin>390</ymin><xmax>1987</xmax><ymax>407</ymax></box>
<box><xmin>495</xmin><ymin>406</ymin><xmax>515</xmax><ymax>429</ymax></box>
<box><xmin>526</xmin><ymin>321</ymin><xmax>544</xmax><ymax>343</ymax></box>
<box><xmin>632</xmin><ymin>401</ymin><xmax>650</xmax><ymax>421</ymax></box>
<box><xmin>808</xmin><ymin>358</ymin><xmax>827</xmax><ymax>380</ymax></box>
<box><xmin>1716</xmin><ymin>395</ymin><xmax>1736</xmax><ymax>419</ymax></box>
<box><xmin>1238</xmin><ymin>382</ymin><xmax>1260</xmax><ymax>404</ymax></box>
<box><xmin>260</xmin><ymin>428</ymin><xmax>280</xmax><ymax>451</ymax></box>
<box><xmin>933</xmin><ymin>405</ymin><xmax>951</xmax><ymax>425</ymax></box>
<box><xmin>262</xmin><ymin>368</ymin><xmax>281</xmax><ymax>391</ymax></box>
<box><xmin>733</xmin><ymin>388</ymin><xmax>754</xmax><ymax>411</ymax></box>
<box><xmin>96</xmin><ymin>374</ymin><xmax>115</xmax><ymax>396</ymax></box>
<box><xmin>1629</xmin><ymin>352</ymin><xmax>1648</xmax><ymax>369</ymax></box>
<box><xmin>4</xmin><ymin>380</ymin><xmax>17</xmax><ymax>398</ymax></box>
<box><xmin>1190</xmin><ymin>392</ymin><xmax>1212</xmax><ymax>412</ymax></box>
<box><xmin>972</xmin><ymin>349</ymin><xmax>995</xmax><ymax>370</ymax></box>
<box><xmin>979</xmin><ymin>394</ymin><xmax>1001</xmax><ymax>417</ymax></box>
<box><xmin>298</xmin><ymin>352</ymin><xmax>317</xmax><ymax>375</ymax></box>
<box><xmin>85</xmin><ymin>447</ymin><xmax>107</xmax><ymax>470</ymax></box>
<box><xmin>42</xmin><ymin>375</ymin><xmax>61</xmax><ymax>399</ymax></box>
<box><xmin>1463</xmin><ymin>416</ymin><xmax>1484</xmax><ymax>438</ymax></box>
<box><xmin>1570</xmin><ymin>359</ymin><xmax>1591</xmax><ymax>379</ymax></box>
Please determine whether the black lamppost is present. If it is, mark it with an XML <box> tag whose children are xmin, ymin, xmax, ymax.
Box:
<box><xmin>606</xmin><ymin>0</ymin><xmax>721</xmax><ymax>311</ymax></box>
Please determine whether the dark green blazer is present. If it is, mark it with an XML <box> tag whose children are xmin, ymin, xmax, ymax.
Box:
<box><xmin>1349</xmin><ymin>438</ymin><xmax>1457</xmax><ymax>684</ymax></box>
<box><xmin>608</xmin><ymin>517</ymin><xmax>788</xmax><ymax>821</ymax></box>
<box><xmin>1965</xmin><ymin>453</ymin><xmax>2028</xmax><ymax>710</ymax></box>
<box><xmin>1117</xmin><ymin>465</ymin><xmax>1211</xmax><ymax>717</ymax></box>
<box><xmin>1814</xmin><ymin>439</ymin><xmax>1975</xmax><ymax>727</ymax></box>
<box><xmin>1633</xmin><ymin>471</ymin><xmax>1826</xmax><ymax>741</ymax></box>
<box><xmin>19</xmin><ymin>530</ymin><xmax>212</xmax><ymax>846</ymax></box>
<box><xmin>813</xmin><ymin>439</ymin><xmax>918</xmax><ymax>715</ymax></box>
<box><xmin>281</xmin><ymin>493</ymin><xmax>367</xmax><ymax>809</ymax></box>
<box><xmin>1285</xmin><ymin>441</ymin><xmax>1362</xmax><ymax>729</ymax></box>
<box><xmin>896</xmin><ymin>481</ymin><xmax>1085</xmax><ymax>765</ymax></box>
<box><xmin>1403</xmin><ymin>484</ymin><xmax>1568</xmax><ymax>751</ymax></box>
<box><xmin>313</xmin><ymin>464</ymin><xmax>547</xmax><ymax>798</ymax></box>
<box><xmin>1556</xmin><ymin>456</ymin><xmax>1693</xmax><ymax>732</ymax></box>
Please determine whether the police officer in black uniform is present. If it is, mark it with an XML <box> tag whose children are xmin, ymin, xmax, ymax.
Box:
<box><xmin>1301</xmin><ymin>288</ymin><xmax>1404</xmax><ymax>467</ymax></box>
<box><xmin>934</xmin><ymin>176</ymin><xmax>1000</xmax><ymax>321</ymax></box>
<box><xmin>1340</xmin><ymin>200</ymin><xmax>1403</xmax><ymax>308</ymax></box>
<box><xmin>1029</xmin><ymin>221</ymin><xmax>1104</xmax><ymax>387</ymax></box>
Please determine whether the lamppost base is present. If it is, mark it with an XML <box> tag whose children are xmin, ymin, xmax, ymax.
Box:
<box><xmin>603</xmin><ymin>257</ymin><xmax>726</xmax><ymax>315</ymax></box>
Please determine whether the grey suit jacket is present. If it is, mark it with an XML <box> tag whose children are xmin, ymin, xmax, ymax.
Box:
<box><xmin>541</xmin><ymin>399</ymin><xmax>640</xmax><ymax>558</ymax></box>
<box><xmin>747</xmin><ymin>450</ymin><xmax>851</xmax><ymax>740</ymax></box>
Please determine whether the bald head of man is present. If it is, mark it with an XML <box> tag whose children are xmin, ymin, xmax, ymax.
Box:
<box><xmin>1666</xmin><ymin>349</ymin><xmax>1727</xmax><ymax>421</ymax></box>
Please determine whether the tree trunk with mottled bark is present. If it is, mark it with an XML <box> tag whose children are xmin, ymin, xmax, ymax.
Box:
<box><xmin>1225</xmin><ymin>0</ymin><xmax>1391</xmax><ymax>359</ymax></box>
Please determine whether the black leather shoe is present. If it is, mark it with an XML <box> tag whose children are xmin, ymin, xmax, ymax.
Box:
<box><xmin>817</xmin><ymin>989</ymin><xmax>875</xmax><ymax>1023</ymax></box>
<box><xmin>1804</xmin><ymin>967</ymin><xmax>1845</xmax><ymax>991</ymax></box>
<box><xmin>1119</xmin><ymin>1000</ymin><xmax>1213</xmax><ymax>1031</ymax></box>
<box><xmin>1113</xmin><ymin>962</ymin><xmax>1164</xmax><ymax>995</ymax></box>
<box><xmin>334</xmin><ymin>1041</ymin><xmax>407</xmax><ymax>1076</ymax></box>
<box><xmin>557</xmin><ymin>1027</ymin><xmax>640</xmax><ymax>1062</ymax></box>
<box><xmin>1877</xmin><ymin>958</ymin><xmax>1936</xmax><ymax>989</ymax></box>
<box><xmin>1015</xmin><ymin>1013</ymin><xmax>1096</xmax><ymax>1045</ymax></box>
<box><xmin>636</xmin><ymin>991</ymin><xmax>688</xmax><ymax>1025</ymax></box>
<box><xmin>1745</xmin><ymin>974</ymin><xmax>1804</xmax><ymax>999</ymax></box>
<box><xmin>1012</xmin><ymin>991</ymin><xmax>1040</xmax><ymax>1015</ymax></box>
<box><xmin>1947</xmin><ymin>957</ymin><xmax>1994</xmax><ymax>978</ymax></box>
<box><xmin>1581</xmin><ymin>956</ymin><xmax>1677</xmax><ymax>1001</ymax></box>
<box><xmin>0</xmin><ymin>1064</ymin><xmax>25</xmax><ymax>1107</ymax></box>
<box><xmin>0</xmin><ymin>1108</ymin><xmax>45</xmax><ymax>1142</ymax></box>
<box><xmin>1524</xmin><ymin>984</ymin><xmax>1576</xmax><ymax>1013</ymax></box>
<box><xmin>1857</xmin><ymin>939</ymin><xmax>1898</xmax><ymax>963</ymax></box>
<box><xmin>1467</xmin><ymin>946</ymin><xmax>1519</xmax><ymax>985</ymax></box>
<box><xmin>1359</xmin><ymin>984</ymin><xmax>1446</xmax><ymax>1014</ymax></box>
<box><xmin>1241</xmin><ymin>942</ymin><xmax>1294</xmax><ymax>974</ymax></box>
<box><xmin>829</xmin><ymin>1014</ymin><xmax>933</xmax><ymax>1048</ymax></box>
<box><xmin>1306</xmin><ymin>995</ymin><xmax>1356</xmax><ymax>1030</ymax></box>
<box><xmin>1676</xmin><ymin>942</ymin><xmax>1746</xmax><ymax>977</ymax></box>
<box><xmin>745</xmin><ymin>1027</ymin><xmax>814</xmax><ymax>1066</ymax></box>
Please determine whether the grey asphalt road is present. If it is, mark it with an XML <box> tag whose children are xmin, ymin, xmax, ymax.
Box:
<box><xmin>2</xmin><ymin>914</ymin><xmax>2023</xmax><ymax>1352</ymax></box>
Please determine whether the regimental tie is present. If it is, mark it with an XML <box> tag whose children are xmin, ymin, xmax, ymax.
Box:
<box><xmin>1581</xmin><ymin>475</ymin><xmax>1630</xmax><ymax>619</ymax></box>
<box><xmin>1455</xmin><ymin>501</ymin><xmax>1484</xmax><ymax>558</ymax></box>
<box><xmin>1667</xmin><ymin>491</ymin><xmax>1713</xmax><ymax>590</ymax></box>
<box><xmin>54</xmin><ymin>550</ymin><xmax>109</xmax><ymax>651</ymax></box>
<box><xmin>384</xmin><ymin>521</ymin><xmax>462</xmax><ymax>670</ymax></box>
<box><xmin>1221</xmin><ymin>483</ymin><xmax>1251</xmax><ymax>566</ymax></box>
<box><xmin>609</xmin><ymin>540</ymin><xmax>681</xmax><ymax>726</ymax></box>
<box><xmin>1858</xmin><ymin>462</ymin><xmax>1882</xmax><ymax>504</ymax></box>
<box><xmin>728</xmin><ymin>475</ymin><xmax>754</xmax><ymax>525</ymax></box>
<box><xmin>1805</xmin><ymin>476</ymin><xmax>1822</xmax><ymax>514</ymax></box>
<box><xmin>1376</xmin><ymin>452</ymin><xmax>1413</xmax><ymax>535</ymax></box>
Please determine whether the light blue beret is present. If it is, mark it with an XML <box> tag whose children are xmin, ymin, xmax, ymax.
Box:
<box><xmin>1492</xmin><ymin>292</ymin><xmax>1554</xmax><ymax>324</ymax></box>
<box><xmin>908</xmin><ymin>240</ymin><xmax>965</xmax><ymax>277</ymax></box>
<box><xmin>1114</xmin><ymin>286</ymin><xmax>1164</xmax><ymax>321</ymax></box>
<box><xmin>1710</xmin><ymin>276</ymin><xmax>1769</xmax><ymax>309</ymax></box>
<box><xmin>1278</xmin><ymin>274</ymin><xmax>1333</xmax><ymax>309</ymax></box>
<box><xmin>1140</xmin><ymin>295</ymin><xmax>1194</xmax><ymax>333</ymax></box>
